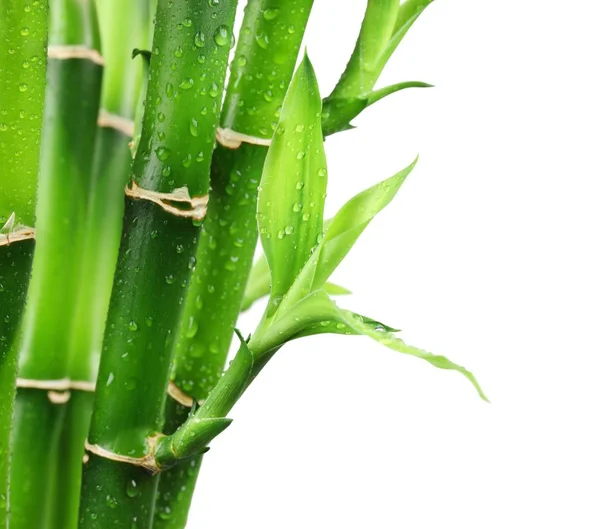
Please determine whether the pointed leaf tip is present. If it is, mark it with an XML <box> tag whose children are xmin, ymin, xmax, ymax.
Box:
<box><xmin>257</xmin><ymin>55</ymin><xmax>326</xmax><ymax>299</ymax></box>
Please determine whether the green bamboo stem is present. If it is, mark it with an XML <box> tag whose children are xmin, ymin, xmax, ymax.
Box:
<box><xmin>322</xmin><ymin>0</ymin><xmax>434</xmax><ymax>134</ymax></box>
<box><xmin>78</xmin><ymin>1</ymin><xmax>236</xmax><ymax>527</ymax></box>
<box><xmin>0</xmin><ymin>1</ymin><xmax>47</xmax><ymax>525</ymax></box>
<box><xmin>50</xmin><ymin>3</ymin><xmax>151</xmax><ymax>527</ymax></box>
<box><xmin>8</xmin><ymin>2</ymin><xmax>102</xmax><ymax>528</ymax></box>
<box><xmin>154</xmin><ymin>2</ymin><xmax>315</xmax><ymax>527</ymax></box>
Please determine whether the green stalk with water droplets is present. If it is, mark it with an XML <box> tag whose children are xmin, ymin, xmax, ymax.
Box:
<box><xmin>9</xmin><ymin>1</ymin><xmax>103</xmax><ymax>528</ymax></box>
<box><xmin>47</xmin><ymin>2</ymin><xmax>152</xmax><ymax>528</ymax></box>
<box><xmin>78</xmin><ymin>1</ymin><xmax>236</xmax><ymax>527</ymax></box>
<box><xmin>153</xmin><ymin>2</ymin><xmax>315</xmax><ymax>527</ymax></box>
<box><xmin>0</xmin><ymin>3</ymin><xmax>47</xmax><ymax>522</ymax></box>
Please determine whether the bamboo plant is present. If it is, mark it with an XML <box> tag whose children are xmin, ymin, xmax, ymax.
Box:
<box><xmin>0</xmin><ymin>1</ymin><xmax>487</xmax><ymax>528</ymax></box>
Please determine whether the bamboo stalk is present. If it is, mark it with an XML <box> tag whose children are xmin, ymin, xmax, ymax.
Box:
<box><xmin>78</xmin><ymin>1</ymin><xmax>237</xmax><ymax>527</ymax></box>
<box><xmin>153</xmin><ymin>2</ymin><xmax>315</xmax><ymax>527</ymax></box>
<box><xmin>50</xmin><ymin>2</ymin><xmax>151</xmax><ymax>527</ymax></box>
<box><xmin>0</xmin><ymin>1</ymin><xmax>48</xmax><ymax>526</ymax></box>
<box><xmin>8</xmin><ymin>1</ymin><xmax>103</xmax><ymax>528</ymax></box>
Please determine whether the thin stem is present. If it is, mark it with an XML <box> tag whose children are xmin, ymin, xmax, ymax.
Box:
<box><xmin>78</xmin><ymin>1</ymin><xmax>236</xmax><ymax>527</ymax></box>
<box><xmin>9</xmin><ymin>1</ymin><xmax>103</xmax><ymax>528</ymax></box>
<box><xmin>154</xmin><ymin>2</ymin><xmax>315</xmax><ymax>527</ymax></box>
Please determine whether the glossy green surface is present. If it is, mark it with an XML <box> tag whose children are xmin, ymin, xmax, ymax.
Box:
<box><xmin>10</xmin><ymin>2</ymin><xmax>102</xmax><ymax>528</ymax></box>
<box><xmin>9</xmin><ymin>391</ymin><xmax>65</xmax><ymax>529</ymax></box>
<box><xmin>221</xmin><ymin>0</ymin><xmax>314</xmax><ymax>139</ymax></box>
<box><xmin>0</xmin><ymin>2</ymin><xmax>47</xmax><ymax>526</ymax></box>
<box><xmin>0</xmin><ymin>241</ymin><xmax>35</xmax><ymax>526</ymax></box>
<box><xmin>0</xmin><ymin>0</ymin><xmax>47</xmax><ymax>227</ymax></box>
<box><xmin>329</xmin><ymin>0</ymin><xmax>434</xmax><ymax>100</ymax></box>
<box><xmin>80</xmin><ymin>2</ymin><xmax>237</xmax><ymax>526</ymax></box>
<box><xmin>154</xmin><ymin>2</ymin><xmax>314</xmax><ymax>526</ymax></box>
<box><xmin>132</xmin><ymin>0</ymin><xmax>235</xmax><ymax>196</ymax></box>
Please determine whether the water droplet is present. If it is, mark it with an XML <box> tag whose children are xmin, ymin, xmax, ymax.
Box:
<box><xmin>237</xmin><ymin>55</ymin><xmax>247</xmax><ymax>67</ymax></box>
<box><xmin>194</xmin><ymin>32</ymin><xmax>206</xmax><ymax>48</ymax></box>
<box><xmin>20</xmin><ymin>27</ymin><xmax>29</xmax><ymax>36</ymax></box>
<box><xmin>214</xmin><ymin>25</ymin><xmax>230</xmax><ymax>47</ymax></box>
<box><xmin>173</xmin><ymin>46</ymin><xmax>183</xmax><ymax>58</ymax></box>
<box><xmin>285</xmin><ymin>225</ymin><xmax>294</xmax><ymax>235</ymax></box>
<box><xmin>296</xmin><ymin>151</ymin><xmax>306</xmax><ymax>160</ymax></box>
<box><xmin>263</xmin><ymin>8</ymin><xmax>279</xmax><ymax>20</ymax></box>
<box><xmin>145</xmin><ymin>317</ymin><xmax>153</xmax><ymax>327</ymax></box>
<box><xmin>128</xmin><ymin>320</ymin><xmax>138</xmax><ymax>331</ymax></box>
<box><xmin>186</xmin><ymin>317</ymin><xmax>198</xmax><ymax>338</ymax></box>
<box><xmin>18</xmin><ymin>83</ymin><xmax>28</xmax><ymax>92</ymax></box>
<box><xmin>156</xmin><ymin>146</ymin><xmax>171</xmax><ymax>161</ymax></box>
<box><xmin>157</xmin><ymin>112</ymin><xmax>166</xmax><ymax>123</ymax></box>
<box><xmin>208</xmin><ymin>342</ymin><xmax>219</xmax><ymax>354</ymax></box>
<box><xmin>208</xmin><ymin>0</ymin><xmax>220</xmax><ymax>6</ymax></box>
<box><xmin>182</xmin><ymin>154</ymin><xmax>192</xmax><ymax>168</ymax></box>
<box><xmin>189</xmin><ymin>117</ymin><xmax>199</xmax><ymax>136</ymax></box>
<box><xmin>0</xmin><ymin>123</ymin><xmax>7</xmax><ymax>132</ymax></box>
<box><xmin>295</xmin><ymin>124</ymin><xmax>305</xmax><ymax>133</ymax></box>
<box><xmin>165</xmin><ymin>83</ymin><xmax>174</xmax><ymax>98</ymax></box>
<box><xmin>106</xmin><ymin>373</ymin><xmax>115</xmax><ymax>386</ymax></box>
<box><xmin>196</xmin><ymin>151</ymin><xmax>205</xmax><ymax>162</ymax></box>
<box><xmin>182</xmin><ymin>17</ymin><xmax>192</xmax><ymax>27</ymax></box>
<box><xmin>179</xmin><ymin>78</ymin><xmax>194</xmax><ymax>90</ymax></box>
<box><xmin>255</xmin><ymin>33</ymin><xmax>269</xmax><ymax>49</ymax></box>
<box><xmin>208</xmin><ymin>82</ymin><xmax>219</xmax><ymax>98</ymax></box>
<box><xmin>165</xmin><ymin>274</ymin><xmax>175</xmax><ymax>284</ymax></box>
<box><xmin>296</xmin><ymin>181</ymin><xmax>305</xmax><ymax>190</ymax></box>
<box><xmin>318</xmin><ymin>167</ymin><xmax>327</xmax><ymax>177</ymax></box>
<box><xmin>292</xmin><ymin>202</ymin><xmax>302</xmax><ymax>212</ymax></box>
<box><xmin>22</xmin><ymin>60</ymin><xmax>29</xmax><ymax>69</ymax></box>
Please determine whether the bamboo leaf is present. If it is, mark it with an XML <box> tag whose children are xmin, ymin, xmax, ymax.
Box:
<box><xmin>322</xmin><ymin>81</ymin><xmax>432</xmax><ymax>136</ymax></box>
<box><xmin>257</xmin><ymin>54</ymin><xmax>327</xmax><ymax>299</ymax></box>
<box><xmin>274</xmin><ymin>291</ymin><xmax>487</xmax><ymax>401</ymax></box>
<box><xmin>312</xmin><ymin>158</ymin><xmax>417</xmax><ymax>290</ymax></box>
<box><xmin>242</xmin><ymin>253</ymin><xmax>350</xmax><ymax>311</ymax></box>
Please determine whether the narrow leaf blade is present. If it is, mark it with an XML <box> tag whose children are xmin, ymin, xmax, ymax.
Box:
<box><xmin>313</xmin><ymin>158</ymin><xmax>418</xmax><ymax>289</ymax></box>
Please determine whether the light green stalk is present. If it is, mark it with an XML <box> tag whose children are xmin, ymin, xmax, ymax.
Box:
<box><xmin>0</xmin><ymin>1</ymin><xmax>48</xmax><ymax>525</ymax></box>
<box><xmin>9</xmin><ymin>1</ymin><xmax>102</xmax><ymax>528</ymax></box>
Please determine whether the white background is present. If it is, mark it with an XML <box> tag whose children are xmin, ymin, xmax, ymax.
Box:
<box><xmin>190</xmin><ymin>1</ymin><xmax>600</xmax><ymax>527</ymax></box>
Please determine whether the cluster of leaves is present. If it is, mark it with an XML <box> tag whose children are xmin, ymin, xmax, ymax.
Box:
<box><xmin>241</xmin><ymin>56</ymin><xmax>487</xmax><ymax>400</ymax></box>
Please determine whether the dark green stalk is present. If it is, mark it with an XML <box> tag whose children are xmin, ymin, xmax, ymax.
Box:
<box><xmin>52</xmin><ymin>3</ymin><xmax>151</xmax><ymax>527</ymax></box>
<box><xmin>78</xmin><ymin>1</ymin><xmax>236</xmax><ymax>527</ymax></box>
<box><xmin>9</xmin><ymin>2</ymin><xmax>102</xmax><ymax>529</ymax></box>
<box><xmin>154</xmin><ymin>2</ymin><xmax>314</xmax><ymax>527</ymax></box>
<box><xmin>0</xmin><ymin>1</ymin><xmax>47</xmax><ymax>521</ymax></box>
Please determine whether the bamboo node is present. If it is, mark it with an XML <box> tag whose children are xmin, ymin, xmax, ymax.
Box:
<box><xmin>47</xmin><ymin>390</ymin><xmax>71</xmax><ymax>404</ymax></box>
<box><xmin>98</xmin><ymin>110</ymin><xmax>135</xmax><ymax>137</ymax></box>
<box><xmin>84</xmin><ymin>434</ymin><xmax>164</xmax><ymax>475</ymax></box>
<box><xmin>47</xmin><ymin>45</ymin><xmax>105</xmax><ymax>66</ymax></box>
<box><xmin>16</xmin><ymin>378</ymin><xmax>96</xmax><ymax>392</ymax></box>
<box><xmin>167</xmin><ymin>381</ymin><xmax>204</xmax><ymax>408</ymax></box>
<box><xmin>125</xmin><ymin>180</ymin><xmax>209</xmax><ymax>221</ymax></box>
<box><xmin>0</xmin><ymin>213</ymin><xmax>35</xmax><ymax>247</ymax></box>
<box><xmin>216</xmin><ymin>127</ymin><xmax>272</xmax><ymax>149</ymax></box>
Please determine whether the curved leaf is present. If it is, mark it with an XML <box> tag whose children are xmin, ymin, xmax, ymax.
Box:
<box><xmin>312</xmin><ymin>157</ymin><xmax>418</xmax><ymax>289</ymax></box>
